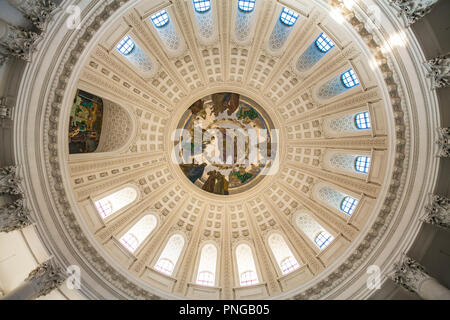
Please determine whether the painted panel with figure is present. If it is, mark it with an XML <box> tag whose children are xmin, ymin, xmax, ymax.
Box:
<box><xmin>69</xmin><ymin>90</ymin><xmax>103</xmax><ymax>154</ymax></box>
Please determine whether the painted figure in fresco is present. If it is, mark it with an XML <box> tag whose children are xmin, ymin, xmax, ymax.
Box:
<box><xmin>202</xmin><ymin>170</ymin><xmax>217</xmax><ymax>193</ymax></box>
<box><xmin>211</xmin><ymin>93</ymin><xmax>228</xmax><ymax>116</ymax></box>
<box><xmin>213</xmin><ymin>172</ymin><xmax>229</xmax><ymax>195</ymax></box>
<box><xmin>226</xmin><ymin>93</ymin><xmax>240</xmax><ymax>115</ymax></box>
<box><xmin>180</xmin><ymin>163</ymin><xmax>207</xmax><ymax>183</ymax></box>
<box><xmin>189</xmin><ymin>99</ymin><xmax>204</xmax><ymax>116</ymax></box>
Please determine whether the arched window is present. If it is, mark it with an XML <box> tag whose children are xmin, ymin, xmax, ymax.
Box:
<box><xmin>193</xmin><ymin>0</ymin><xmax>211</xmax><ymax>12</ymax></box>
<box><xmin>238</xmin><ymin>0</ymin><xmax>256</xmax><ymax>12</ymax></box>
<box><xmin>315</xmin><ymin>33</ymin><xmax>335</xmax><ymax>53</ymax></box>
<box><xmin>314</xmin><ymin>231</ymin><xmax>333</xmax><ymax>249</ymax></box>
<box><xmin>341</xmin><ymin>69</ymin><xmax>360</xmax><ymax>88</ymax></box>
<box><xmin>154</xmin><ymin>234</ymin><xmax>185</xmax><ymax>276</ymax></box>
<box><xmin>235</xmin><ymin>243</ymin><xmax>259</xmax><ymax>286</ymax></box>
<box><xmin>119</xmin><ymin>215</ymin><xmax>157</xmax><ymax>253</ymax></box>
<box><xmin>151</xmin><ymin>9</ymin><xmax>170</xmax><ymax>28</ymax></box>
<box><xmin>355</xmin><ymin>156</ymin><xmax>371</xmax><ymax>173</ymax></box>
<box><xmin>280</xmin><ymin>7</ymin><xmax>299</xmax><ymax>26</ymax></box>
<box><xmin>268</xmin><ymin>233</ymin><xmax>299</xmax><ymax>275</ymax></box>
<box><xmin>341</xmin><ymin>196</ymin><xmax>359</xmax><ymax>215</ymax></box>
<box><xmin>355</xmin><ymin>112</ymin><xmax>371</xmax><ymax>129</ymax></box>
<box><xmin>94</xmin><ymin>187</ymin><xmax>138</xmax><ymax>219</ymax></box>
<box><xmin>116</xmin><ymin>35</ymin><xmax>135</xmax><ymax>55</ymax></box>
<box><xmin>196</xmin><ymin>243</ymin><xmax>218</xmax><ymax>287</ymax></box>
<box><xmin>294</xmin><ymin>210</ymin><xmax>335</xmax><ymax>249</ymax></box>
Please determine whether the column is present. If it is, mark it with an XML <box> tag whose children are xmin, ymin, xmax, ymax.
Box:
<box><xmin>388</xmin><ymin>0</ymin><xmax>439</xmax><ymax>26</ymax></box>
<box><xmin>390</xmin><ymin>256</ymin><xmax>450</xmax><ymax>300</ymax></box>
<box><xmin>1</xmin><ymin>260</ymin><xmax>65</xmax><ymax>300</ymax></box>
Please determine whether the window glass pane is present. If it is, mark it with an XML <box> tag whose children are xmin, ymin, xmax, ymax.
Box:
<box><xmin>116</xmin><ymin>35</ymin><xmax>135</xmax><ymax>55</ymax></box>
<box><xmin>240</xmin><ymin>270</ymin><xmax>258</xmax><ymax>286</ymax></box>
<box><xmin>340</xmin><ymin>196</ymin><xmax>359</xmax><ymax>215</ymax></box>
<box><xmin>280</xmin><ymin>7</ymin><xmax>299</xmax><ymax>26</ymax></box>
<box><xmin>151</xmin><ymin>9</ymin><xmax>170</xmax><ymax>27</ymax></box>
<box><xmin>154</xmin><ymin>258</ymin><xmax>174</xmax><ymax>275</ymax></box>
<box><xmin>355</xmin><ymin>156</ymin><xmax>371</xmax><ymax>173</ymax></box>
<box><xmin>355</xmin><ymin>112</ymin><xmax>371</xmax><ymax>129</ymax></box>
<box><xmin>341</xmin><ymin>68</ymin><xmax>360</xmax><ymax>88</ymax></box>
<box><xmin>193</xmin><ymin>0</ymin><xmax>211</xmax><ymax>12</ymax></box>
<box><xmin>315</xmin><ymin>33</ymin><xmax>335</xmax><ymax>53</ymax></box>
<box><xmin>280</xmin><ymin>257</ymin><xmax>299</xmax><ymax>274</ymax></box>
<box><xmin>238</xmin><ymin>0</ymin><xmax>256</xmax><ymax>12</ymax></box>
<box><xmin>197</xmin><ymin>271</ymin><xmax>215</xmax><ymax>286</ymax></box>
<box><xmin>314</xmin><ymin>231</ymin><xmax>334</xmax><ymax>249</ymax></box>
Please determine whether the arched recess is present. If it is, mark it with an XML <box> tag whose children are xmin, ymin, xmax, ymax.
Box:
<box><xmin>91</xmin><ymin>183</ymin><xmax>140</xmax><ymax>221</ymax></box>
<box><xmin>193</xmin><ymin>241</ymin><xmax>219</xmax><ymax>287</ymax></box>
<box><xmin>266</xmin><ymin>232</ymin><xmax>301</xmax><ymax>275</ymax></box>
<box><xmin>311</xmin><ymin>182</ymin><xmax>360</xmax><ymax>219</ymax></box>
<box><xmin>118</xmin><ymin>214</ymin><xmax>158</xmax><ymax>254</ymax></box>
<box><xmin>68</xmin><ymin>89</ymin><xmax>136</xmax><ymax>157</ymax></box>
<box><xmin>267</xmin><ymin>6</ymin><xmax>301</xmax><ymax>53</ymax></box>
<box><xmin>232</xmin><ymin>0</ymin><xmax>257</xmax><ymax>45</ymax></box>
<box><xmin>292</xmin><ymin>209</ymin><xmax>336</xmax><ymax>251</ymax></box>
<box><xmin>152</xmin><ymin>233</ymin><xmax>186</xmax><ymax>277</ymax></box>
<box><xmin>322</xmin><ymin>149</ymin><xmax>372</xmax><ymax>179</ymax></box>
<box><xmin>233</xmin><ymin>241</ymin><xmax>261</xmax><ymax>287</ymax></box>
<box><xmin>190</xmin><ymin>0</ymin><xmax>218</xmax><ymax>46</ymax></box>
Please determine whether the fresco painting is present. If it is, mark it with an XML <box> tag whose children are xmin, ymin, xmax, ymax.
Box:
<box><xmin>69</xmin><ymin>90</ymin><xmax>103</xmax><ymax>154</ymax></box>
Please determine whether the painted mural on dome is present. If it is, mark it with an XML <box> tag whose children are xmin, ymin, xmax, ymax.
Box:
<box><xmin>174</xmin><ymin>92</ymin><xmax>277</xmax><ymax>196</ymax></box>
<box><xmin>69</xmin><ymin>89</ymin><xmax>103</xmax><ymax>154</ymax></box>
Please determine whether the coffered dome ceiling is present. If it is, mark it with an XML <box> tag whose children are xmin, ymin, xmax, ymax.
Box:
<box><xmin>12</xmin><ymin>0</ymin><xmax>441</xmax><ymax>300</ymax></box>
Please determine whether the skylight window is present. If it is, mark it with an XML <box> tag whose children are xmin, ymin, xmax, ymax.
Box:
<box><xmin>315</xmin><ymin>32</ymin><xmax>335</xmax><ymax>53</ymax></box>
<box><xmin>193</xmin><ymin>0</ymin><xmax>211</xmax><ymax>13</ymax></box>
<box><xmin>238</xmin><ymin>0</ymin><xmax>256</xmax><ymax>12</ymax></box>
<box><xmin>151</xmin><ymin>9</ymin><xmax>170</xmax><ymax>28</ymax></box>
<box><xmin>280</xmin><ymin>7</ymin><xmax>299</xmax><ymax>26</ymax></box>
<box><xmin>355</xmin><ymin>156</ymin><xmax>371</xmax><ymax>174</ymax></box>
<box><xmin>341</xmin><ymin>68</ymin><xmax>360</xmax><ymax>88</ymax></box>
<box><xmin>116</xmin><ymin>35</ymin><xmax>135</xmax><ymax>55</ymax></box>
<box><xmin>341</xmin><ymin>196</ymin><xmax>359</xmax><ymax>215</ymax></box>
<box><xmin>355</xmin><ymin>112</ymin><xmax>371</xmax><ymax>129</ymax></box>
<box><xmin>314</xmin><ymin>231</ymin><xmax>333</xmax><ymax>249</ymax></box>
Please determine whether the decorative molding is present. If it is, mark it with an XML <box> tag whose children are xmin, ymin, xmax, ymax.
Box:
<box><xmin>424</xmin><ymin>53</ymin><xmax>450</xmax><ymax>89</ymax></box>
<box><xmin>388</xmin><ymin>0</ymin><xmax>439</xmax><ymax>26</ymax></box>
<box><xmin>25</xmin><ymin>259</ymin><xmax>66</xmax><ymax>298</ymax></box>
<box><xmin>389</xmin><ymin>256</ymin><xmax>430</xmax><ymax>293</ymax></box>
<box><xmin>437</xmin><ymin>127</ymin><xmax>449</xmax><ymax>157</ymax></box>
<box><xmin>423</xmin><ymin>194</ymin><xmax>450</xmax><ymax>229</ymax></box>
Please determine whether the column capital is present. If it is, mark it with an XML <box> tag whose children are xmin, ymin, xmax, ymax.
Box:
<box><xmin>0</xmin><ymin>166</ymin><xmax>23</xmax><ymax>196</ymax></box>
<box><xmin>390</xmin><ymin>256</ymin><xmax>430</xmax><ymax>293</ymax></box>
<box><xmin>0</xmin><ymin>21</ymin><xmax>39</xmax><ymax>65</ymax></box>
<box><xmin>0</xmin><ymin>97</ymin><xmax>13</xmax><ymax>120</ymax></box>
<box><xmin>25</xmin><ymin>260</ymin><xmax>66</xmax><ymax>298</ymax></box>
<box><xmin>0</xmin><ymin>198</ymin><xmax>33</xmax><ymax>233</ymax></box>
<box><xmin>437</xmin><ymin>128</ymin><xmax>450</xmax><ymax>158</ymax></box>
<box><xmin>424</xmin><ymin>194</ymin><xmax>450</xmax><ymax>229</ymax></box>
<box><xmin>388</xmin><ymin>0</ymin><xmax>439</xmax><ymax>26</ymax></box>
<box><xmin>7</xmin><ymin>0</ymin><xmax>57</xmax><ymax>31</ymax></box>
<box><xmin>425</xmin><ymin>53</ymin><xmax>450</xmax><ymax>89</ymax></box>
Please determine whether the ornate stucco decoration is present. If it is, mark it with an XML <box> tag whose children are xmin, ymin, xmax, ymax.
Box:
<box><xmin>437</xmin><ymin>127</ymin><xmax>449</xmax><ymax>157</ymax></box>
<box><xmin>25</xmin><ymin>260</ymin><xmax>66</xmax><ymax>298</ymax></box>
<box><xmin>389</xmin><ymin>256</ymin><xmax>430</xmax><ymax>293</ymax></box>
<box><xmin>0</xmin><ymin>97</ymin><xmax>13</xmax><ymax>120</ymax></box>
<box><xmin>0</xmin><ymin>22</ymin><xmax>39</xmax><ymax>65</ymax></box>
<box><xmin>7</xmin><ymin>0</ymin><xmax>57</xmax><ymax>31</ymax></box>
<box><xmin>424</xmin><ymin>53</ymin><xmax>450</xmax><ymax>89</ymax></box>
<box><xmin>388</xmin><ymin>0</ymin><xmax>439</xmax><ymax>26</ymax></box>
<box><xmin>0</xmin><ymin>198</ymin><xmax>33</xmax><ymax>233</ymax></box>
<box><xmin>0</xmin><ymin>166</ymin><xmax>23</xmax><ymax>196</ymax></box>
<box><xmin>424</xmin><ymin>194</ymin><xmax>450</xmax><ymax>229</ymax></box>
